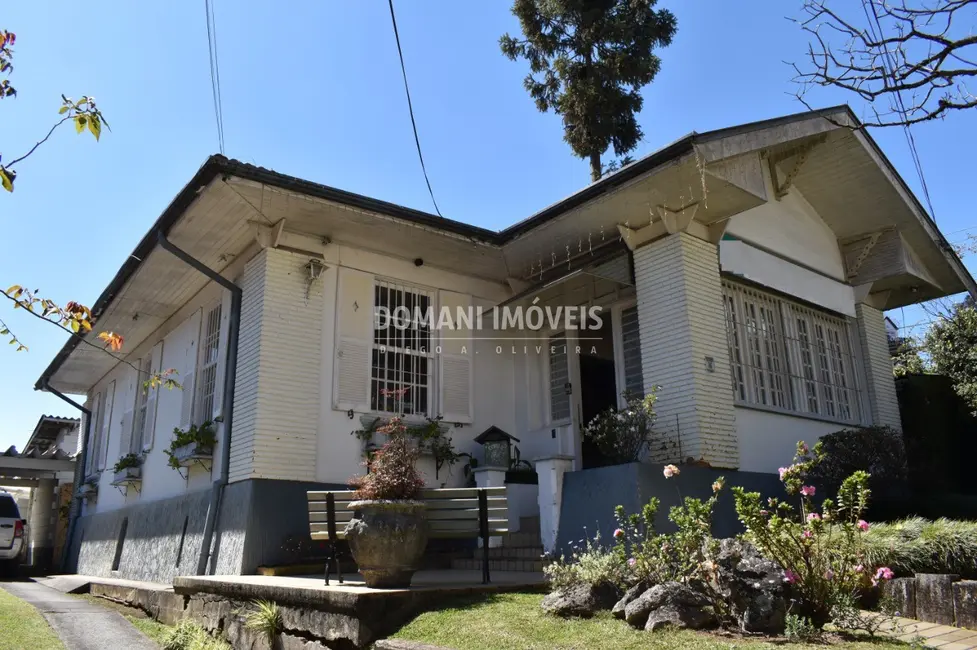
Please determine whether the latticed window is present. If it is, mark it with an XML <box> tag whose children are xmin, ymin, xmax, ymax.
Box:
<box><xmin>132</xmin><ymin>354</ymin><xmax>152</xmax><ymax>452</ymax></box>
<box><xmin>549</xmin><ymin>335</ymin><xmax>571</xmax><ymax>422</ymax></box>
<box><xmin>371</xmin><ymin>280</ymin><xmax>434</xmax><ymax>415</ymax></box>
<box><xmin>722</xmin><ymin>280</ymin><xmax>861</xmax><ymax>423</ymax></box>
<box><xmin>194</xmin><ymin>304</ymin><xmax>222</xmax><ymax>425</ymax></box>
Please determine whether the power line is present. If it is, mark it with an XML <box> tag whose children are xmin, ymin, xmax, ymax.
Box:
<box><xmin>387</xmin><ymin>0</ymin><xmax>443</xmax><ymax>218</ymax></box>
<box><xmin>863</xmin><ymin>0</ymin><xmax>936</xmax><ymax>220</ymax></box>
<box><xmin>204</xmin><ymin>0</ymin><xmax>226</xmax><ymax>154</ymax></box>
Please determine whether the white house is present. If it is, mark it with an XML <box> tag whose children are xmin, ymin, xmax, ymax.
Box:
<box><xmin>38</xmin><ymin>106</ymin><xmax>975</xmax><ymax>582</ymax></box>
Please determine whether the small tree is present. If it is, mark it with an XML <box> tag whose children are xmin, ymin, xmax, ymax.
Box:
<box><xmin>500</xmin><ymin>0</ymin><xmax>678</xmax><ymax>181</ymax></box>
<box><xmin>925</xmin><ymin>299</ymin><xmax>977</xmax><ymax>413</ymax></box>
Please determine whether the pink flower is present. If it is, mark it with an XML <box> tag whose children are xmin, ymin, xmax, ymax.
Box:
<box><xmin>802</xmin><ymin>529</ymin><xmax>813</xmax><ymax>539</ymax></box>
<box><xmin>759</xmin><ymin>510</ymin><xmax>770</xmax><ymax>516</ymax></box>
<box><xmin>778</xmin><ymin>467</ymin><xmax>789</xmax><ymax>480</ymax></box>
<box><xmin>857</xmin><ymin>520</ymin><xmax>870</xmax><ymax>532</ymax></box>
<box><xmin>799</xmin><ymin>443</ymin><xmax>809</xmax><ymax>455</ymax></box>
<box><xmin>824</xmin><ymin>569</ymin><xmax>834</xmax><ymax>580</ymax></box>
<box><xmin>800</xmin><ymin>485</ymin><xmax>816</xmax><ymax>497</ymax></box>
<box><xmin>663</xmin><ymin>464</ymin><xmax>680</xmax><ymax>479</ymax></box>
<box><xmin>783</xmin><ymin>570</ymin><xmax>799</xmax><ymax>584</ymax></box>
<box><xmin>855</xmin><ymin>564</ymin><xmax>865</xmax><ymax>574</ymax></box>
<box><xmin>628</xmin><ymin>557</ymin><xmax>636</xmax><ymax>568</ymax></box>
<box><xmin>807</xmin><ymin>513</ymin><xmax>821</xmax><ymax>522</ymax></box>
<box><xmin>875</xmin><ymin>567</ymin><xmax>894</xmax><ymax>581</ymax></box>
<box><xmin>613</xmin><ymin>528</ymin><xmax>624</xmax><ymax>539</ymax></box>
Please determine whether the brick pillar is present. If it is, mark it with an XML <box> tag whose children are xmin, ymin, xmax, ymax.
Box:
<box><xmin>854</xmin><ymin>302</ymin><xmax>902</xmax><ymax>430</ymax></box>
<box><xmin>633</xmin><ymin>233</ymin><xmax>739</xmax><ymax>468</ymax></box>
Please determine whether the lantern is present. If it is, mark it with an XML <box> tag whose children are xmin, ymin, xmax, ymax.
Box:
<box><xmin>474</xmin><ymin>426</ymin><xmax>520</xmax><ymax>468</ymax></box>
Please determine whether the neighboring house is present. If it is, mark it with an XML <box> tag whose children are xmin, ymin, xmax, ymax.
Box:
<box><xmin>23</xmin><ymin>415</ymin><xmax>81</xmax><ymax>458</ymax></box>
<box><xmin>37</xmin><ymin>106</ymin><xmax>976</xmax><ymax>582</ymax></box>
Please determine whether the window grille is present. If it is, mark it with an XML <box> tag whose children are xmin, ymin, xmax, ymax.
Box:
<box><xmin>132</xmin><ymin>355</ymin><xmax>152</xmax><ymax>451</ymax></box>
<box><xmin>549</xmin><ymin>335</ymin><xmax>571</xmax><ymax>422</ymax></box>
<box><xmin>371</xmin><ymin>280</ymin><xmax>434</xmax><ymax>415</ymax></box>
<box><xmin>722</xmin><ymin>280</ymin><xmax>861</xmax><ymax>423</ymax></box>
<box><xmin>194</xmin><ymin>304</ymin><xmax>222</xmax><ymax>425</ymax></box>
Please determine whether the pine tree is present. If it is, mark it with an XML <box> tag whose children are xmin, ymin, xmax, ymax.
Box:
<box><xmin>500</xmin><ymin>0</ymin><xmax>677</xmax><ymax>181</ymax></box>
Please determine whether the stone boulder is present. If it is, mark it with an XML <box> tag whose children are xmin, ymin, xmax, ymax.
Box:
<box><xmin>612</xmin><ymin>581</ymin><xmax>651</xmax><ymax>620</ymax></box>
<box><xmin>624</xmin><ymin>582</ymin><xmax>715</xmax><ymax>631</ymax></box>
<box><xmin>706</xmin><ymin>538</ymin><xmax>789</xmax><ymax>634</ymax></box>
<box><xmin>541</xmin><ymin>582</ymin><xmax>621</xmax><ymax>618</ymax></box>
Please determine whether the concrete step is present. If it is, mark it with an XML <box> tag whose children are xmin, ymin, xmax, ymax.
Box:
<box><xmin>450</xmin><ymin>558</ymin><xmax>546</xmax><ymax>573</ymax></box>
<box><xmin>519</xmin><ymin>515</ymin><xmax>540</xmax><ymax>531</ymax></box>
<box><xmin>502</xmin><ymin>531</ymin><xmax>541</xmax><ymax>547</ymax></box>
<box><xmin>488</xmin><ymin>546</ymin><xmax>543</xmax><ymax>560</ymax></box>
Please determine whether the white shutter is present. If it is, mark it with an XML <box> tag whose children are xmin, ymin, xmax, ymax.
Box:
<box><xmin>212</xmin><ymin>293</ymin><xmax>231</xmax><ymax>420</ymax></box>
<box><xmin>333</xmin><ymin>267</ymin><xmax>373</xmax><ymax>411</ymax></box>
<box><xmin>180</xmin><ymin>309</ymin><xmax>202</xmax><ymax>430</ymax></box>
<box><xmin>143</xmin><ymin>341</ymin><xmax>164</xmax><ymax>451</ymax></box>
<box><xmin>549</xmin><ymin>335</ymin><xmax>571</xmax><ymax>424</ymax></box>
<box><xmin>438</xmin><ymin>291</ymin><xmax>473</xmax><ymax>423</ymax></box>
<box><xmin>98</xmin><ymin>381</ymin><xmax>116</xmax><ymax>471</ymax></box>
<box><xmin>119</xmin><ymin>370</ymin><xmax>136</xmax><ymax>456</ymax></box>
<box><xmin>85</xmin><ymin>392</ymin><xmax>101</xmax><ymax>476</ymax></box>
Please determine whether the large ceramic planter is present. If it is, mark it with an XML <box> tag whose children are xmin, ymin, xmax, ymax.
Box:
<box><xmin>345</xmin><ymin>501</ymin><xmax>428</xmax><ymax>588</ymax></box>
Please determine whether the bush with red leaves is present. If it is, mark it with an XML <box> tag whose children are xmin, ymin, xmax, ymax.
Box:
<box><xmin>349</xmin><ymin>417</ymin><xmax>425</xmax><ymax>501</ymax></box>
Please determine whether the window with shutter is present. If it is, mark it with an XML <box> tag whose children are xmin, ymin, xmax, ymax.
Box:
<box><xmin>549</xmin><ymin>335</ymin><xmax>571</xmax><ymax>423</ymax></box>
<box><xmin>194</xmin><ymin>303</ymin><xmax>222</xmax><ymax>425</ymax></box>
<box><xmin>119</xmin><ymin>372</ymin><xmax>137</xmax><ymax>458</ymax></box>
<box><xmin>98</xmin><ymin>381</ymin><xmax>116</xmax><ymax>470</ymax></box>
<box><xmin>142</xmin><ymin>341</ymin><xmax>164</xmax><ymax>451</ymax></box>
<box><xmin>438</xmin><ymin>290</ymin><xmax>472</xmax><ymax>423</ymax></box>
<box><xmin>620</xmin><ymin>306</ymin><xmax>644</xmax><ymax>397</ymax></box>
<box><xmin>372</xmin><ymin>280</ymin><xmax>435</xmax><ymax>416</ymax></box>
<box><xmin>85</xmin><ymin>392</ymin><xmax>102</xmax><ymax>477</ymax></box>
<box><xmin>131</xmin><ymin>355</ymin><xmax>152</xmax><ymax>452</ymax></box>
<box><xmin>179</xmin><ymin>310</ymin><xmax>202</xmax><ymax>431</ymax></box>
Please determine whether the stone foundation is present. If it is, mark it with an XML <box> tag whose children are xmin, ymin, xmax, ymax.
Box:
<box><xmin>883</xmin><ymin>574</ymin><xmax>976</xmax><ymax>631</ymax></box>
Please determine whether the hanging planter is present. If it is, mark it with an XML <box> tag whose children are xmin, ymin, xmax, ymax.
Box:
<box><xmin>165</xmin><ymin>422</ymin><xmax>217</xmax><ymax>472</ymax></box>
<box><xmin>111</xmin><ymin>454</ymin><xmax>143</xmax><ymax>486</ymax></box>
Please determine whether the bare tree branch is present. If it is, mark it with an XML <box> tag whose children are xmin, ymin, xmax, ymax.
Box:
<box><xmin>792</xmin><ymin>0</ymin><xmax>977</xmax><ymax>127</ymax></box>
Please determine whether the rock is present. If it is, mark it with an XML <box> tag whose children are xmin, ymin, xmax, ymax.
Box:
<box><xmin>883</xmin><ymin>577</ymin><xmax>917</xmax><ymax>620</ymax></box>
<box><xmin>706</xmin><ymin>538</ymin><xmax>790</xmax><ymax>634</ymax></box>
<box><xmin>645</xmin><ymin>604</ymin><xmax>717</xmax><ymax>632</ymax></box>
<box><xmin>541</xmin><ymin>582</ymin><xmax>620</xmax><ymax>618</ymax></box>
<box><xmin>916</xmin><ymin>574</ymin><xmax>959</xmax><ymax>625</ymax></box>
<box><xmin>624</xmin><ymin>582</ymin><xmax>709</xmax><ymax>629</ymax></box>
<box><xmin>952</xmin><ymin>580</ymin><xmax>977</xmax><ymax>630</ymax></box>
<box><xmin>612</xmin><ymin>581</ymin><xmax>651</xmax><ymax>620</ymax></box>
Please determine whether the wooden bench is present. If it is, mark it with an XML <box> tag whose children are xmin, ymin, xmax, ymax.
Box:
<box><xmin>307</xmin><ymin>487</ymin><xmax>508</xmax><ymax>585</ymax></box>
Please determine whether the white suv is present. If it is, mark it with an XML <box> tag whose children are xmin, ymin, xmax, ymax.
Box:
<box><xmin>0</xmin><ymin>491</ymin><xmax>26</xmax><ymax>576</ymax></box>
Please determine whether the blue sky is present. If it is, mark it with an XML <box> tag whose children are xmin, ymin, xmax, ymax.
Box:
<box><xmin>1</xmin><ymin>1</ymin><xmax>974</xmax><ymax>450</ymax></box>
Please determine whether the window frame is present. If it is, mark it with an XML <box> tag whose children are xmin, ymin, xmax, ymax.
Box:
<box><xmin>193</xmin><ymin>302</ymin><xmax>223</xmax><ymax>427</ymax></box>
<box><xmin>722</xmin><ymin>279</ymin><xmax>864</xmax><ymax>425</ymax></box>
<box><xmin>370</xmin><ymin>277</ymin><xmax>436</xmax><ymax>418</ymax></box>
<box><xmin>131</xmin><ymin>354</ymin><xmax>152</xmax><ymax>452</ymax></box>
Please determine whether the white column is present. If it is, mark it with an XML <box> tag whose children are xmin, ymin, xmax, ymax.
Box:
<box><xmin>473</xmin><ymin>467</ymin><xmax>506</xmax><ymax>546</ymax></box>
<box><xmin>855</xmin><ymin>302</ymin><xmax>902</xmax><ymax>429</ymax></box>
<box><xmin>29</xmin><ymin>478</ymin><xmax>56</xmax><ymax>570</ymax></box>
<box><xmin>533</xmin><ymin>455</ymin><xmax>573</xmax><ymax>554</ymax></box>
<box><xmin>633</xmin><ymin>232</ymin><xmax>739</xmax><ymax>468</ymax></box>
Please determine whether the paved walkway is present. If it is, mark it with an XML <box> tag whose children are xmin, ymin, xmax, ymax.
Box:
<box><xmin>876</xmin><ymin>615</ymin><xmax>977</xmax><ymax>649</ymax></box>
<box><xmin>1</xmin><ymin>579</ymin><xmax>158</xmax><ymax>650</ymax></box>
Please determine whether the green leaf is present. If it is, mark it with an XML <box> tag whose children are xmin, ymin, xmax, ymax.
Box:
<box><xmin>88</xmin><ymin>115</ymin><xmax>101</xmax><ymax>141</ymax></box>
<box><xmin>58</xmin><ymin>105</ymin><xmax>68</xmax><ymax>114</ymax></box>
<box><xmin>0</xmin><ymin>167</ymin><xmax>12</xmax><ymax>192</ymax></box>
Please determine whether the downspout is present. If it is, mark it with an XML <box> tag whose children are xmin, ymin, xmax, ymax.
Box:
<box><xmin>40</xmin><ymin>379</ymin><xmax>91</xmax><ymax>573</ymax></box>
<box><xmin>156</xmin><ymin>232</ymin><xmax>242</xmax><ymax>576</ymax></box>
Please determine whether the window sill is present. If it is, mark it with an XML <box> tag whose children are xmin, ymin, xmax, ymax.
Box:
<box><xmin>734</xmin><ymin>401</ymin><xmax>864</xmax><ymax>428</ymax></box>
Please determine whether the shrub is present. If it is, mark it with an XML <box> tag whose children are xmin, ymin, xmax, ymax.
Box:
<box><xmin>112</xmin><ymin>453</ymin><xmax>141</xmax><ymax>473</ymax></box>
<box><xmin>543</xmin><ymin>531</ymin><xmax>627</xmax><ymax>591</ymax></box>
<box><xmin>241</xmin><ymin>600</ymin><xmax>282</xmax><ymax>643</ymax></box>
<box><xmin>733</xmin><ymin>441</ymin><xmax>892</xmax><ymax>628</ymax></box>
<box><xmin>348</xmin><ymin>417</ymin><xmax>425</xmax><ymax>501</ymax></box>
<box><xmin>582</xmin><ymin>389</ymin><xmax>660</xmax><ymax>465</ymax></box>
<box><xmin>162</xmin><ymin>620</ymin><xmax>231</xmax><ymax>650</ymax></box>
<box><xmin>165</xmin><ymin>421</ymin><xmax>217</xmax><ymax>470</ymax></box>
<box><xmin>859</xmin><ymin>517</ymin><xmax>977</xmax><ymax>578</ymax></box>
<box><xmin>806</xmin><ymin>425</ymin><xmax>908</xmax><ymax>500</ymax></box>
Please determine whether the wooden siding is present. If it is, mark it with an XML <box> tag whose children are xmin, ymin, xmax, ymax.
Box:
<box><xmin>854</xmin><ymin>303</ymin><xmax>902</xmax><ymax>430</ymax></box>
<box><xmin>634</xmin><ymin>233</ymin><xmax>739</xmax><ymax>468</ymax></box>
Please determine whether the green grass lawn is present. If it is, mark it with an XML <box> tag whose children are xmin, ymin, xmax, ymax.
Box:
<box><xmin>0</xmin><ymin>586</ymin><xmax>65</xmax><ymax>650</ymax></box>
<box><xmin>391</xmin><ymin>592</ymin><xmax>910</xmax><ymax>650</ymax></box>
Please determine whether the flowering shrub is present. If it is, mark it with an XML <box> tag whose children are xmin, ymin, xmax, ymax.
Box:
<box><xmin>611</xmin><ymin>466</ymin><xmax>724</xmax><ymax>586</ymax></box>
<box><xmin>732</xmin><ymin>441</ymin><xmax>892</xmax><ymax>628</ymax></box>
<box><xmin>582</xmin><ymin>389</ymin><xmax>660</xmax><ymax>465</ymax></box>
<box><xmin>348</xmin><ymin>417</ymin><xmax>425</xmax><ymax>501</ymax></box>
<box><xmin>543</xmin><ymin>531</ymin><xmax>628</xmax><ymax>591</ymax></box>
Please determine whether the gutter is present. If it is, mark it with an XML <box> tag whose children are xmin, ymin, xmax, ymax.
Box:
<box><xmin>157</xmin><ymin>232</ymin><xmax>242</xmax><ymax>576</ymax></box>
<box><xmin>39</xmin><ymin>379</ymin><xmax>91</xmax><ymax>573</ymax></box>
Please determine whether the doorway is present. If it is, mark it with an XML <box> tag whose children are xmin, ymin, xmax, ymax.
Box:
<box><xmin>579</xmin><ymin>319</ymin><xmax>619</xmax><ymax>469</ymax></box>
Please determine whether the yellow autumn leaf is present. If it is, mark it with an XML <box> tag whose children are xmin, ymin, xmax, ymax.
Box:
<box><xmin>88</xmin><ymin>115</ymin><xmax>101</xmax><ymax>141</ymax></box>
<box><xmin>74</xmin><ymin>115</ymin><xmax>86</xmax><ymax>133</ymax></box>
<box><xmin>0</xmin><ymin>168</ymin><xmax>12</xmax><ymax>192</ymax></box>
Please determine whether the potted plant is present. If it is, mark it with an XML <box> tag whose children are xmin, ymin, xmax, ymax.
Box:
<box><xmin>77</xmin><ymin>478</ymin><xmax>98</xmax><ymax>500</ymax></box>
<box><xmin>165</xmin><ymin>421</ymin><xmax>217</xmax><ymax>469</ymax></box>
<box><xmin>112</xmin><ymin>454</ymin><xmax>142</xmax><ymax>484</ymax></box>
<box><xmin>346</xmin><ymin>416</ymin><xmax>428</xmax><ymax>588</ymax></box>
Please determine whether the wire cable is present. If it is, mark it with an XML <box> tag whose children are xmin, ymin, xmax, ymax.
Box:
<box><xmin>204</xmin><ymin>0</ymin><xmax>226</xmax><ymax>154</ymax></box>
<box><xmin>387</xmin><ymin>0</ymin><xmax>443</xmax><ymax>218</ymax></box>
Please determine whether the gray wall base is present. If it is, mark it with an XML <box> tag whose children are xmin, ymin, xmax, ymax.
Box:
<box><xmin>70</xmin><ymin>479</ymin><xmax>345</xmax><ymax>583</ymax></box>
<box><xmin>555</xmin><ymin>463</ymin><xmax>785</xmax><ymax>556</ymax></box>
